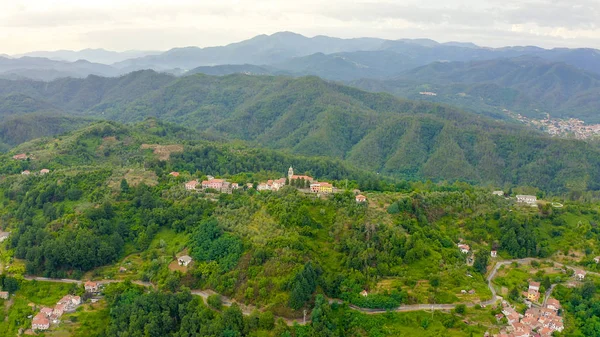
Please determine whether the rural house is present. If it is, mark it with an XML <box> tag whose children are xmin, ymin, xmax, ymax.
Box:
<box><xmin>185</xmin><ymin>180</ymin><xmax>198</xmax><ymax>190</ymax></box>
<box><xmin>85</xmin><ymin>281</ymin><xmax>99</xmax><ymax>293</ymax></box>
<box><xmin>178</xmin><ymin>255</ymin><xmax>193</xmax><ymax>267</ymax></box>
<box><xmin>32</xmin><ymin>313</ymin><xmax>50</xmax><ymax>330</ymax></box>
<box><xmin>516</xmin><ymin>195</ymin><xmax>537</xmax><ymax>205</ymax></box>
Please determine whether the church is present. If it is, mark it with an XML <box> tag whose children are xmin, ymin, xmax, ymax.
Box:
<box><xmin>288</xmin><ymin>166</ymin><xmax>313</xmax><ymax>184</ymax></box>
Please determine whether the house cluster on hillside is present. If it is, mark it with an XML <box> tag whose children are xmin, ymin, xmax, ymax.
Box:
<box><xmin>31</xmin><ymin>294</ymin><xmax>82</xmax><ymax>331</ymax></box>
<box><xmin>257</xmin><ymin>178</ymin><xmax>287</xmax><ymax>191</ymax></box>
<box><xmin>499</xmin><ymin>297</ymin><xmax>564</xmax><ymax>337</ymax></box>
<box><xmin>257</xmin><ymin>167</ymin><xmax>336</xmax><ymax>194</ymax></box>
<box><xmin>185</xmin><ymin>177</ymin><xmax>239</xmax><ymax>193</ymax></box>
<box><xmin>21</xmin><ymin>169</ymin><xmax>50</xmax><ymax>176</ymax></box>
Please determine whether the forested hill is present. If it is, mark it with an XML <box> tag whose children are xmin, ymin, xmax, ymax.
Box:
<box><xmin>2</xmin><ymin>72</ymin><xmax>600</xmax><ymax>192</ymax></box>
<box><xmin>352</xmin><ymin>57</ymin><xmax>600</xmax><ymax>122</ymax></box>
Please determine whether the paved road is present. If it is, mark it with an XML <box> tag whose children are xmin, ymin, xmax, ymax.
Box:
<box><xmin>19</xmin><ymin>257</ymin><xmax>595</xmax><ymax>317</ymax></box>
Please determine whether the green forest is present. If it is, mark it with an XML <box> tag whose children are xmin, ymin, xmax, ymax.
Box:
<box><xmin>1</xmin><ymin>73</ymin><xmax>600</xmax><ymax>193</ymax></box>
<box><xmin>0</xmin><ymin>118</ymin><xmax>598</xmax><ymax>336</ymax></box>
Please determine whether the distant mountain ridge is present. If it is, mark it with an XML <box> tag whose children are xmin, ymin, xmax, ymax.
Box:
<box><xmin>13</xmin><ymin>48</ymin><xmax>161</xmax><ymax>64</ymax></box>
<box><xmin>0</xmin><ymin>56</ymin><xmax>122</xmax><ymax>81</ymax></box>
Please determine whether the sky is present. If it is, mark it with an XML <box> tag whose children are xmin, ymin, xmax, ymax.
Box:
<box><xmin>1</xmin><ymin>0</ymin><xmax>599</xmax><ymax>54</ymax></box>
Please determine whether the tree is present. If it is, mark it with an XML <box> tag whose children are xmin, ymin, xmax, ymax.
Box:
<box><xmin>474</xmin><ymin>249</ymin><xmax>490</xmax><ymax>275</ymax></box>
<box><xmin>1</xmin><ymin>276</ymin><xmax>19</xmax><ymax>294</ymax></box>
<box><xmin>223</xmin><ymin>303</ymin><xmax>245</xmax><ymax>335</ymax></box>
<box><xmin>455</xmin><ymin>304</ymin><xmax>466</xmax><ymax>315</ymax></box>
<box><xmin>120</xmin><ymin>178</ymin><xmax>129</xmax><ymax>193</ymax></box>
<box><xmin>509</xmin><ymin>287</ymin><xmax>520</xmax><ymax>302</ymax></box>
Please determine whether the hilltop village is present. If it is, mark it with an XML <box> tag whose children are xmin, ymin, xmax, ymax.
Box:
<box><xmin>182</xmin><ymin>166</ymin><xmax>366</xmax><ymax>201</ymax></box>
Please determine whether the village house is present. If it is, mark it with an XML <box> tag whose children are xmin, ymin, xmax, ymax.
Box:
<box><xmin>491</xmin><ymin>250</ymin><xmax>497</xmax><ymax>257</ymax></box>
<box><xmin>575</xmin><ymin>269</ymin><xmax>586</xmax><ymax>281</ymax></box>
<box><xmin>84</xmin><ymin>281</ymin><xmax>99</xmax><ymax>293</ymax></box>
<box><xmin>546</xmin><ymin>298</ymin><xmax>561</xmax><ymax>312</ymax></box>
<box><xmin>202</xmin><ymin>178</ymin><xmax>225</xmax><ymax>190</ymax></box>
<box><xmin>185</xmin><ymin>180</ymin><xmax>198</xmax><ymax>190</ymax></box>
<box><xmin>21</xmin><ymin>170</ymin><xmax>31</xmax><ymax>175</ymax></box>
<box><xmin>594</xmin><ymin>256</ymin><xmax>600</xmax><ymax>263</ymax></box>
<box><xmin>52</xmin><ymin>303</ymin><xmax>66</xmax><ymax>318</ymax></box>
<box><xmin>0</xmin><ymin>231</ymin><xmax>10</xmax><ymax>242</ymax></box>
<box><xmin>40</xmin><ymin>307</ymin><xmax>53</xmax><ymax>317</ymax></box>
<box><xmin>492</xmin><ymin>191</ymin><xmax>504</xmax><ymax>196</ymax></box>
<box><xmin>169</xmin><ymin>171</ymin><xmax>180</xmax><ymax>177</ymax></box>
<box><xmin>178</xmin><ymin>255</ymin><xmax>193</xmax><ymax>267</ymax></box>
<box><xmin>355</xmin><ymin>194</ymin><xmax>367</xmax><ymax>203</ymax></box>
<box><xmin>0</xmin><ymin>291</ymin><xmax>8</xmax><ymax>299</ymax></box>
<box><xmin>457</xmin><ymin>244</ymin><xmax>470</xmax><ymax>254</ymax></box>
<box><xmin>360</xmin><ymin>290</ymin><xmax>368</xmax><ymax>297</ymax></box>
<box><xmin>257</xmin><ymin>178</ymin><xmax>286</xmax><ymax>191</ymax></box>
<box><xmin>57</xmin><ymin>295</ymin><xmax>81</xmax><ymax>312</ymax></box>
<box><xmin>39</xmin><ymin>169</ymin><xmax>50</xmax><ymax>175</ymax></box>
<box><xmin>12</xmin><ymin>153</ymin><xmax>28</xmax><ymax>160</ymax></box>
<box><xmin>310</xmin><ymin>182</ymin><xmax>333</xmax><ymax>194</ymax></box>
<box><xmin>525</xmin><ymin>281</ymin><xmax>541</xmax><ymax>302</ymax></box>
<box><xmin>231</xmin><ymin>183</ymin><xmax>239</xmax><ymax>189</ymax></box>
<box><xmin>516</xmin><ymin>195</ymin><xmax>537</xmax><ymax>205</ymax></box>
<box><xmin>32</xmin><ymin>313</ymin><xmax>50</xmax><ymax>330</ymax></box>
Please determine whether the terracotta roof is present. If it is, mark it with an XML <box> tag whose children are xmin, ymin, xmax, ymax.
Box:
<box><xmin>32</xmin><ymin>313</ymin><xmax>49</xmax><ymax>326</ymax></box>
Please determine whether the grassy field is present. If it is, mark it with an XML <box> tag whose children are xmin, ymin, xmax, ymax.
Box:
<box><xmin>332</xmin><ymin>305</ymin><xmax>502</xmax><ymax>336</ymax></box>
<box><xmin>0</xmin><ymin>280</ymin><xmax>80</xmax><ymax>336</ymax></box>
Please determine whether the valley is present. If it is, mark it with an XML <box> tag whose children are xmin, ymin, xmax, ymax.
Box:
<box><xmin>1</xmin><ymin>29</ymin><xmax>600</xmax><ymax>337</ymax></box>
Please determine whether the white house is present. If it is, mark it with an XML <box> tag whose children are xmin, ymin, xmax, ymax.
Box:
<box><xmin>0</xmin><ymin>231</ymin><xmax>9</xmax><ymax>242</ymax></box>
<box><xmin>491</xmin><ymin>250</ymin><xmax>497</xmax><ymax>258</ymax></box>
<box><xmin>516</xmin><ymin>195</ymin><xmax>537</xmax><ymax>205</ymax></box>
<box><xmin>492</xmin><ymin>191</ymin><xmax>504</xmax><ymax>196</ymax></box>
<box><xmin>529</xmin><ymin>281</ymin><xmax>540</xmax><ymax>292</ymax></box>
<box><xmin>575</xmin><ymin>269</ymin><xmax>586</xmax><ymax>281</ymax></box>
<box><xmin>458</xmin><ymin>244</ymin><xmax>470</xmax><ymax>254</ymax></box>
<box><xmin>594</xmin><ymin>256</ymin><xmax>600</xmax><ymax>264</ymax></box>
<box><xmin>355</xmin><ymin>194</ymin><xmax>367</xmax><ymax>203</ymax></box>
<box><xmin>178</xmin><ymin>255</ymin><xmax>193</xmax><ymax>267</ymax></box>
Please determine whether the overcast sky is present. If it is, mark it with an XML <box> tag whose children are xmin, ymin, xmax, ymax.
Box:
<box><xmin>2</xmin><ymin>0</ymin><xmax>599</xmax><ymax>54</ymax></box>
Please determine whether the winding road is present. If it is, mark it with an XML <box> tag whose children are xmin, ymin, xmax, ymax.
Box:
<box><xmin>17</xmin><ymin>257</ymin><xmax>597</xmax><ymax>321</ymax></box>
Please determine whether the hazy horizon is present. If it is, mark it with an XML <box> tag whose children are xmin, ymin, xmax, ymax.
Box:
<box><xmin>1</xmin><ymin>0</ymin><xmax>599</xmax><ymax>55</ymax></box>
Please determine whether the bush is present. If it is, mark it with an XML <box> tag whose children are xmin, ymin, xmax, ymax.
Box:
<box><xmin>207</xmin><ymin>294</ymin><xmax>222</xmax><ymax>310</ymax></box>
<box><xmin>455</xmin><ymin>304</ymin><xmax>466</xmax><ymax>314</ymax></box>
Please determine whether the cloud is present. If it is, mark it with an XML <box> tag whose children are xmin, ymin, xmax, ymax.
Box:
<box><xmin>0</xmin><ymin>0</ymin><xmax>599</xmax><ymax>53</ymax></box>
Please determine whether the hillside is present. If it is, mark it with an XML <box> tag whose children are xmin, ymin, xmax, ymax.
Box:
<box><xmin>352</xmin><ymin>57</ymin><xmax>600</xmax><ymax>122</ymax></box>
<box><xmin>0</xmin><ymin>114</ymin><xmax>95</xmax><ymax>150</ymax></box>
<box><xmin>1</xmin><ymin>73</ymin><xmax>600</xmax><ymax>192</ymax></box>
<box><xmin>1</xmin><ymin>120</ymin><xmax>600</xmax><ymax>336</ymax></box>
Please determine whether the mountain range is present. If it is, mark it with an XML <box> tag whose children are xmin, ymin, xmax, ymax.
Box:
<box><xmin>0</xmin><ymin>71</ymin><xmax>599</xmax><ymax>192</ymax></box>
<box><xmin>4</xmin><ymin>32</ymin><xmax>600</xmax><ymax>123</ymax></box>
